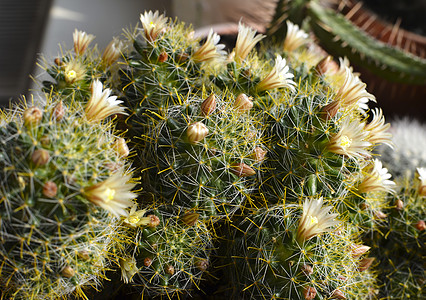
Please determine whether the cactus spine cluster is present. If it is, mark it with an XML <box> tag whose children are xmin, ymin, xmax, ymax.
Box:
<box><xmin>0</xmin><ymin>7</ymin><xmax>424</xmax><ymax>300</ymax></box>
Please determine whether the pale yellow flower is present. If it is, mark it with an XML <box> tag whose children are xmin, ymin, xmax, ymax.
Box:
<box><xmin>85</xmin><ymin>80</ymin><xmax>127</xmax><ymax>122</ymax></box>
<box><xmin>64</xmin><ymin>60</ymin><xmax>86</xmax><ymax>84</ymax></box>
<box><xmin>234</xmin><ymin>22</ymin><xmax>265</xmax><ymax>63</ymax></box>
<box><xmin>123</xmin><ymin>204</ymin><xmax>150</xmax><ymax>227</ymax></box>
<box><xmin>192</xmin><ymin>29</ymin><xmax>226</xmax><ymax>63</ymax></box>
<box><xmin>416</xmin><ymin>167</ymin><xmax>426</xmax><ymax>196</ymax></box>
<box><xmin>334</xmin><ymin>67</ymin><xmax>376</xmax><ymax>110</ymax></box>
<box><xmin>297</xmin><ymin>198</ymin><xmax>339</xmax><ymax>243</ymax></box>
<box><xmin>84</xmin><ymin>171</ymin><xmax>136</xmax><ymax>217</ymax></box>
<box><xmin>365</xmin><ymin>108</ymin><xmax>393</xmax><ymax>148</ymax></box>
<box><xmin>140</xmin><ymin>11</ymin><xmax>168</xmax><ymax>42</ymax></box>
<box><xmin>73</xmin><ymin>29</ymin><xmax>95</xmax><ymax>56</ymax></box>
<box><xmin>257</xmin><ymin>55</ymin><xmax>296</xmax><ymax>92</ymax></box>
<box><xmin>358</xmin><ymin>159</ymin><xmax>395</xmax><ymax>193</ymax></box>
<box><xmin>283</xmin><ymin>20</ymin><xmax>308</xmax><ymax>52</ymax></box>
<box><xmin>328</xmin><ymin>117</ymin><xmax>371</xmax><ymax>159</ymax></box>
<box><xmin>102</xmin><ymin>38</ymin><xmax>123</xmax><ymax>65</ymax></box>
<box><xmin>119</xmin><ymin>256</ymin><xmax>139</xmax><ymax>283</ymax></box>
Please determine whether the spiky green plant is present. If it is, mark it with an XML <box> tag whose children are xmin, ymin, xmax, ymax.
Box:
<box><xmin>119</xmin><ymin>205</ymin><xmax>213</xmax><ymax>298</ymax></box>
<box><xmin>225</xmin><ymin>198</ymin><xmax>377</xmax><ymax>299</ymax></box>
<box><xmin>0</xmin><ymin>95</ymin><xmax>136</xmax><ymax>299</ymax></box>
<box><xmin>366</xmin><ymin>170</ymin><xmax>425</xmax><ymax>299</ymax></box>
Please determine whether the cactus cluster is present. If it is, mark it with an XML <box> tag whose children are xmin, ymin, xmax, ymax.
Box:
<box><xmin>0</xmin><ymin>7</ymin><xmax>424</xmax><ymax>300</ymax></box>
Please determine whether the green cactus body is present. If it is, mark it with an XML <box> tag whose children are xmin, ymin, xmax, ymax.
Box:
<box><xmin>226</xmin><ymin>201</ymin><xmax>376</xmax><ymax>299</ymax></box>
<box><xmin>121</xmin><ymin>206</ymin><xmax>212</xmax><ymax>298</ymax></box>
<box><xmin>367</xmin><ymin>174</ymin><xmax>425</xmax><ymax>299</ymax></box>
<box><xmin>0</xmin><ymin>99</ymin><xmax>136</xmax><ymax>299</ymax></box>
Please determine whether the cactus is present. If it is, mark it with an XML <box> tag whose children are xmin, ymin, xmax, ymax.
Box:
<box><xmin>225</xmin><ymin>198</ymin><xmax>377</xmax><ymax>299</ymax></box>
<box><xmin>0</xmin><ymin>94</ymin><xmax>136</xmax><ymax>299</ymax></box>
<box><xmin>119</xmin><ymin>205</ymin><xmax>213</xmax><ymax>298</ymax></box>
<box><xmin>366</xmin><ymin>170</ymin><xmax>425</xmax><ymax>299</ymax></box>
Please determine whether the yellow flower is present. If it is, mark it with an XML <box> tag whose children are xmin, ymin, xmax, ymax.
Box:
<box><xmin>328</xmin><ymin>117</ymin><xmax>371</xmax><ymax>159</ymax></box>
<box><xmin>297</xmin><ymin>198</ymin><xmax>339</xmax><ymax>243</ymax></box>
<box><xmin>140</xmin><ymin>11</ymin><xmax>168</xmax><ymax>42</ymax></box>
<box><xmin>358</xmin><ymin>159</ymin><xmax>395</xmax><ymax>193</ymax></box>
<box><xmin>257</xmin><ymin>55</ymin><xmax>296</xmax><ymax>92</ymax></box>
<box><xmin>64</xmin><ymin>60</ymin><xmax>86</xmax><ymax>84</ymax></box>
<box><xmin>233</xmin><ymin>22</ymin><xmax>265</xmax><ymax>63</ymax></box>
<box><xmin>73</xmin><ymin>29</ymin><xmax>95</xmax><ymax>55</ymax></box>
<box><xmin>123</xmin><ymin>204</ymin><xmax>150</xmax><ymax>227</ymax></box>
<box><xmin>192</xmin><ymin>29</ymin><xmax>226</xmax><ymax>63</ymax></box>
<box><xmin>84</xmin><ymin>171</ymin><xmax>136</xmax><ymax>217</ymax></box>
<box><xmin>283</xmin><ymin>20</ymin><xmax>308</xmax><ymax>52</ymax></box>
<box><xmin>119</xmin><ymin>256</ymin><xmax>139</xmax><ymax>283</ymax></box>
<box><xmin>365</xmin><ymin>108</ymin><xmax>393</xmax><ymax>148</ymax></box>
<box><xmin>85</xmin><ymin>80</ymin><xmax>127</xmax><ymax>122</ymax></box>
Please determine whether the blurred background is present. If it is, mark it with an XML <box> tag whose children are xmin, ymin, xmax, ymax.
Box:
<box><xmin>0</xmin><ymin>0</ymin><xmax>424</xmax><ymax>120</ymax></box>
<box><xmin>0</xmin><ymin>0</ymin><xmax>276</xmax><ymax>107</ymax></box>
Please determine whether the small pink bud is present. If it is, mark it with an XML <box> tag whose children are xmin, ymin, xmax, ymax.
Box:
<box><xmin>303</xmin><ymin>286</ymin><xmax>316</xmax><ymax>300</ymax></box>
<box><xmin>144</xmin><ymin>257</ymin><xmax>152</xmax><ymax>267</ymax></box>
<box><xmin>415</xmin><ymin>220</ymin><xmax>425</xmax><ymax>231</ymax></box>
<box><xmin>302</xmin><ymin>264</ymin><xmax>313</xmax><ymax>276</ymax></box>
<box><xmin>351</xmin><ymin>244</ymin><xmax>370</xmax><ymax>257</ymax></box>
<box><xmin>201</xmin><ymin>94</ymin><xmax>216</xmax><ymax>116</ymax></box>
<box><xmin>375</xmin><ymin>211</ymin><xmax>387</xmax><ymax>219</ymax></box>
<box><xmin>165</xmin><ymin>264</ymin><xmax>175</xmax><ymax>275</ymax></box>
<box><xmin>395</xmin><ymin>198</ymin><xmax>404</xmax><ymax>211</ymax></box>
<box><xmin>359</xmin><ymin>257</ymin><xmax>375</xmax><ymax>271</ymax></box>
<box><xmin>61</xmin><ymin>266</ymin><xmax>75</xmax><ymax>278</ymax></box>
<box><xmin>187</xmin><ymin>122</ymin><xmax>209</xmax><ymax>144</ymax></box>
<box><xmin>113</xmin><ymin>138</ymin><xmax>130</xmax><ymax>157</ymax></box>
<box><xmin>196</xmin><ymin>259</ymin><xmax>209</xmax><ymax>271</ymax></box>
<box><xmin>330</xmin><ymin>289</ymin><xmax>347</xmax><ymax>299</ymax></box>
<box><xmin>321</xmin><ymin>101</ymin><xmax>340</xmax><ymax>121</ymax></box>
<box><xmin>24</xmin><ymin>106</ymin><xmax>43</xmax><ymax>127</ymax></box>
<box><xmin>43</xmin><ymin>181</ymin><xmax>57</xmax><ymax>198</ymax></box>
<box><xmin>52</xmin><ymin>101</ymin><xmax>65</xmax><ymax>122</ymax></box>
<box><xmin>31</xmin><ymin>149</ymin><xmax>50</xmax><ymax>166</ymax></box>
<box><xmin>230</xmin><ymin>163</ymin><xmax>256</xmax><ymax>177</ymax></box>
<box><xmin>181</xmin><ymin>212</ymin><xmax>200</xmax><ymax>226</ymax></box>
<box><xmin>252</xmin><ymin>147</ymin><xmax>267</xmax><ymax>162</ymax></box>
<box><xmin>148</xmin><ymin>215</ymin><xmax>160</xmax><ymax>228</ymax></box>
<box><xmin>234</xmin><ymin>93</ymin><xmax>253</xmax><ymax>112</ymax></box>
<box><xmin>158</xmin><ymin>51</ymin><xmax>168</xmax><ymax>62</ymax></box>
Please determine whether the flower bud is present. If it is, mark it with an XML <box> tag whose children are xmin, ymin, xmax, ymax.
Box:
<box><xmin>315</xmin><ymin>56</ymin><xmax>338</xmax><ymax>75</ymax></box>
<box><xmin>54</xmin><ymin>57</ymin><xmax>63</xmax><ymax>66</ymax></box>
<box><xmin>144</xmin><ymin>257</ymin><xmax>153</xmax><ymax>267</ymax></box>
<box><xmin>415</xmin><ymin>220</ymin><xmax>425</xmax><ymax>231</ymax></box>
<box><xmin>321</xmin><ymin>101</ymin><xmax>340</xmax><ymax>121</ymax></box>
<box><xmin>196</xmin><ymin>259</ymin><xmax>209</xmax><ymax>271</ymax></box>
<box><xmin>303</xmin><ymin>287</ymin><xmax>316</xmax><ymax>300</ymax></box>
<box><xmin>201</xmin><ymin>94</ymin><xmax>216</xmax><ymax>116</ymax></box>
<box><xmin>24</xmin><ymin>106</ymin><xmax>43</xmax><ymax>127</ymax></box>
<box><xmin>53</xmin><ymin>101</ymin><xmax>65</xmax><ymax>122</ymax></box>
<box><xmin>302</xmin><ymin>264</ymin><xmax>313</xmax><ymax>276</ymax></box>
<box><xmin>148</xmin><ymin>214</ymin><xmax>160</xmax><ymax>228</ymax></box>
<box><xmin>43</xmin><ymin>181</ymin><xmax>58</xmax><ymax>198</ymax></box>
<box><xmin>181</xmin><ymin>212</ymin><xmax>200</xmax><ymax>226</ymax></box>
<box><xmin>358</xmin><ymin>257</ymin><xmax>375</xmax><ymax>271</ymax></box>
<box><xmin>61</xmin><ymin>266</ymin><xmax>75</xmax><ymax>278</ymax></box>
<box><xmin>230</xmin><ymin>163</ymin><xmax>256</xmax><ymax>177</ymax></box>
<box><xmin>252</xmin><ymin>147</ymin><xmax>267</xmax><ymax>162</ymax></box>
<box><xmin>40</xmin><ymin>135</ymin><xmax>51</xmax><ymax>147</ymax></box>
<box><xmin>158</xmin><ymin>51</ymin><xmax>168</xmax><ymax>62</ymax></box>
<box><xmin>31</xmin><ymin>149</ymin><xmax>50</xmax><ymax>166</ymax></box>
<box><xmin>113</xmin><ymin>138</ymin><xmax>130</xmax><ymax>157</ymax></box>
<box><xmin>78</xmin><ymin>250</ymin><xmax>90</xmax><ymax>261</ymax></box>
<box><xmin>234</xmin><ymin>93</ymin><xmax>253</xmax><ymax>112</ymax></box>
<box><xmin>330</xmin><ymin>289</ymin><xmax>347</xmax><ymax>299</ymax></box>
<box><xmin>351</xmin><ymin>244</ymin><xmax>370</xmax><ymax>257</ymax></box>
<box><xmin>165</xmin><ymin>264</ymin><xmax>175</xmax><ymax>275</ymax></box>
<box><xmin>395</xmin><ymin>198</ymin><xmax>404</xmax><ymax>211</ymax></box>
<box><xmin>187</xmin><ymin>122</ymin><xmax>209</xmax><ymax>144</ymax></box>
<box><xmin>375</xmin><ymin>211</ymin><xmax>387</xmax><ymax>219</ymax></box>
